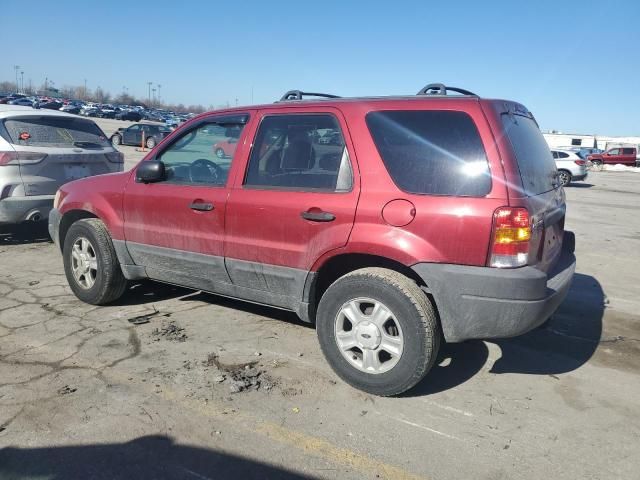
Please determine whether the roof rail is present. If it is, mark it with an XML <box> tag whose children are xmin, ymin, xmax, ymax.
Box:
<box><xmin>416</xmin><ymin>83</ymin><xmax>477</xmax><ymax>96</ymax></box>
<box><xmin>278</xmin><ymin>90</ymin><xmax>341</xmax><ymax>102</ymax></box>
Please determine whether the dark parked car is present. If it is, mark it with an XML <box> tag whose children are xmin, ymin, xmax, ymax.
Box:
<box><xmin>60</xmin><ymin>103</ymin><xmax>82</xmax><ymax>114</ymax></box>
<box><xmin>110</xmin><ymin>123</ymin><xmax>172</xmax><ymax>149</ymax></box>
<box><xmin>39</xmin><ymin>101</ymin><xmax>64</xmax><ymax>110</ymax></box>
<box><xmin>116</xmin><ymin>110</ymin><xmax>143</xmax><ymax>122</ymax></box>
<box><xmin>50</xmin><ymin>84</ymin><xmax>576</xmax><ymax>396</ymax></box>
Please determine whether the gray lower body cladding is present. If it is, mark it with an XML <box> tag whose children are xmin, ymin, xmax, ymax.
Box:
<box><xmin>412</xmin><ymin>232</ymin><xmax>576</xmax><ymax>342</ymax></box>
<box><xmin>115</xmin><ymin>240</ymin><xmax>314</xmax><ymax>321</ymax></box>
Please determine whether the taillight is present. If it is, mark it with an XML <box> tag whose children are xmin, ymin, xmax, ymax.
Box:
<box><xmin>488</xmin><ymin>207</ymin><xmax>531</xmax><ymax>268</ymax></box>
<box><xmin>0</xmin><ymin>151</ymin><xmax>47</xmax><ymax>166</ymax></box>
<box><xmin>574</xmin><ymin>160</ymin><xmax>586</xmax><ymax>166</ymax></box>
<box><xmin>0</xmin><ymin>151</ymin><xmax>18</xmax><ymax>165</ymax></box>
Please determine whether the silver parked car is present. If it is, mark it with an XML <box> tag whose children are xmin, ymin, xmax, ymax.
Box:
<box><xmin>0</xmin><ymin>105</ymin><xmax>124</xmax><ymax>225</ymax></box>
<box><xmin>551</xmin><ymin>149</ymin><xmax>588</xmax><ymax>186</ymax></box>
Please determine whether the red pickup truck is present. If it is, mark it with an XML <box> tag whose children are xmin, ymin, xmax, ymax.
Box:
<box><xmin>588</xmin><ymin>147</ymin><xmax>638</xmax><ymax>166</ymax></box>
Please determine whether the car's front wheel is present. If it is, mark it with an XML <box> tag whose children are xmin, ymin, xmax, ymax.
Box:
<box><xmin>146</xmin><ymin>137</ymin><xmax>156</xmax><ymax>149</ymax></box>
<box><xmin>215</xmin><ymin>148</ymin><xmax>225</xmax><ymax>159</ymax></box>
<box><xmin>63</xmin><ymin>219</ymin><xmax>127</xmax><ymax>305</ymax></box>
<box><xmin>316</xmin><ymin>267</ymin><xmax>440</xmax><ymax>396</ymax></box>
<box><xmin>110</xmin><ymin>134</ymin><xmax>122</xmax><ymax>145</ymax></box>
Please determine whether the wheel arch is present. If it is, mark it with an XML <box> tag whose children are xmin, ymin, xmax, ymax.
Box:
<box><xmin>57</xmin><ymin>210</ymin><xmax>99</xmax><ymax>251</ymax></box>
<box><xmin>305</xmin><ymin>253</ymin><xmax>437</xmax><ymax>322</ymax></box>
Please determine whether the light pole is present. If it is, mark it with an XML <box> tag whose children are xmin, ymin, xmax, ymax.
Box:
<box><xmin>147</xmin><ymin>81</ymin><xmax>152</xmax><ymax>103</ymax></box>
<box><xmin>20</xmin><ymin>71</ymin><xmax>24</xmax><ymax>93</ymax></box>
<box><xmin>14</xmin><ymin>65</ymin><xmax>20</xmax><ymax>92</ymax></box>
<box><xmin>152</xmin><ymin>88</ymin><xmax>156</xmax><ymax>104</ymax></box>
<box><xmin>157</xmin><ymin>84</ymin><xmax>162</xmax><ymax>104</ymax></box>
<box><xmin>84</xmin><ymin>79</ymin><xmax>87</xmax><ymax>99</ymax></box>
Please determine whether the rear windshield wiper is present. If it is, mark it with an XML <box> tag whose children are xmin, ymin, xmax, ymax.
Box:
<box><xmin>73</xmin><ymin>141</ymin><xmax>103</xmax><ymax>149</ymax></box>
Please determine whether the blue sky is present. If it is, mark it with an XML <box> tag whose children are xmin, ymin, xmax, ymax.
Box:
<box><xmin>2</xmin><ymin>0</ymin><xmax>639</xmax><ymax>135</ymax></box>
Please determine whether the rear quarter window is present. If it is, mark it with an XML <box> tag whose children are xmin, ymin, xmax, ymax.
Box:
<box><xmin>366</xmin><ymin>110</ymin><xmax>491</xmax><ymax>196</ymax></box>
<box><xmin>501</xmin><ymin>114</ymin><xmax>557</xmax><ymax>196</ymax></box>
<box><xmin>2</xmin><ymin>116</ymin><xmax>110</xmax><ymax>148</ymax></box>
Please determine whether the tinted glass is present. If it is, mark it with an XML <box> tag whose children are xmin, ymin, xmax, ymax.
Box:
<box><xmin>244</xmin><ymin>114</ymin><xmax>352</xmax><ymax>191</ymax></box>
<box><xmin>157</xmin><ymin>119</ymin><xmax>246</xmax><ymax>186</ymax></box>
<box><xmin>3</xmin><ymin>116</ymin><xmax>110</xmax><ymax>148</ymax></box>
<box><xmin>557</xmin><ymin>151</ymin><xmax>569</xmax><ymax>158</ymax></box>
<box><xmin>366</xmin><ymin>110</ymin><xmax>490</xmax><ymax>196</ymax></box>
<box><xmin>501</xmin><ymin>114</ymin><xmax>557</xmax><ymax>196</ymax></box>
<box><xmin>622</xmin><ymin>148</ymin><xmax>634</xmax><ymax>154</ymax></box>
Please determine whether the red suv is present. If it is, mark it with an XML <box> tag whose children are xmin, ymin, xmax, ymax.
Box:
<box><xmin>49</xmin><ymin>84</ymin><xmax>576</xmax><ymax>396</ymax></box>
<box><xmin>587</xmin><ymin>147</ymin><xmax>637</xmax><ymax>166</ymax></box>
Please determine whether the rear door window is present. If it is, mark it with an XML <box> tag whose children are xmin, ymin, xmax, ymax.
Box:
<box><xmin>244</xmin><ymin>114</ymin><xmax>353</xmax><ymax>192</ymax></box>
<box><xmin>366</xmin><ymin>110</ymin><xmax>491</xmax><ymax>196</ymax></box>
<box><xmin>3</xmin><ymin>116</ymin><xmax>110</xmax><ymax>149</ymax></box>
<box><xmin>501</xmin><ymin>114</ymin><xmax>557</xmax><ymax>196</ymax></box>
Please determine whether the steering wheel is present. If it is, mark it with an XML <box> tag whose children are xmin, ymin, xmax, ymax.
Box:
<box><xmin>189</xmin><ymin>158</ymin><xmax>224</xmax><ymax>184</ymax></box>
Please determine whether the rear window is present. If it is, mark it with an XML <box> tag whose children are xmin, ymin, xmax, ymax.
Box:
<box><xmin>366</xmin><ymin>110</ymin><xmax>491</xmax><ymax>196</ymax></box>
<box><xmin>501</xmin><ymin>114</ymin><xmax>557</xmax><ymax>196</ymax></box>
<box><xmin>3</xmin><ymin>116</ymin><xmax>110</xmax><ymax>148</ymax></box>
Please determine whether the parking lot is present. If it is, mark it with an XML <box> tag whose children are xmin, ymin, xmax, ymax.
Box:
<box><xmin>1</xmin><ymin>119</ymin><xmax>639</xmax><ymax>479</ymax></box>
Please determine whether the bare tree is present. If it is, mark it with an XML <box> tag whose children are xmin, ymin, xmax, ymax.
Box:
<box><xmin>94</xmin><ymin>87</ymin><xmax>111</xmax><ymax>103</ymax></box>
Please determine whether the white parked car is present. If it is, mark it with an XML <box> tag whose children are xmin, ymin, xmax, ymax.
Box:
<box><xmin>551</xmin><ymin>149</ymin><xmax>588</xmax><ymax>186</ymax></box>
<box><xmin>0</xmin><ymin>105</ymin><xmax>124</xmax><ymax>226</ymax></box>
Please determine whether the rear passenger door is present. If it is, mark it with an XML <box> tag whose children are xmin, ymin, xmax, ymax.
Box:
<box><xmin>122</xmin><ymin>125</ymin><xmax>141</xmax><ymax>146</ymax></box>
<box><xmin>224</xmin><ymin>109</ymin><xmax>359</xmax><ymax>307</ymax></box>
<box><xmin>621</xmin><ymin>148</ymin><xmax>636</xmax><ymax>165</ymax></box>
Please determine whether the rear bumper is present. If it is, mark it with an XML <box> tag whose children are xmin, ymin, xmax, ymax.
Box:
<box><xmin>412</xmin><ymin>232</ymin><xmax>576</xmax><ymax>342</ymax></box>
<box><xmin>0</xmin><ymin>195</ymin><xmax>54</xmax><ymax>225</ymax></box>
<box><xmin>572</xmin><ymin>172</ymin><xmax>588</xmax><ymax>181</ymax></box>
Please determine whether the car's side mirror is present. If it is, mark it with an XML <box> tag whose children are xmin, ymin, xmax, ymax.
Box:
<box><xmin>136</xmin><ymin>160</ymin><xmax>165</xmax><ymax>183</ymax></box>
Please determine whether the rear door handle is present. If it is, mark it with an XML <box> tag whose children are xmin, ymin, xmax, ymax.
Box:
<box><xmin>190</xmin><ymin>201</ymin><xmax>214</xmax><ymax>211</ymax></box>
<box><xmin>301</xmin><ymin>210</ymin><xmax>336</xmax><ymax>222</ymax></box>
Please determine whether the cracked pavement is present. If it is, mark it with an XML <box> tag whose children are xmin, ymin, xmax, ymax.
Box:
<box><xmin>1</xmin><ymin>170</ymin><xmax>640</xmax><ymax>479</ymax></box>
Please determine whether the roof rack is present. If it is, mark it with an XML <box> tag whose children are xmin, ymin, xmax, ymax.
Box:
<box><xmin>416</xmin><ymin>83</ymin><xmax>477</xmax><ymax>96</ymax></box>
<box><xmin>278</xmin><ymin>90</ymin><xmax>341</xmax><ymax>102</ymax></box>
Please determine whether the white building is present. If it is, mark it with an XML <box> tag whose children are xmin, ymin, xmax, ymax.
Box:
<box><xmin>543</xmin><ymin>131</ymin><xmax>640</xmax><ymax>151</ymax></box>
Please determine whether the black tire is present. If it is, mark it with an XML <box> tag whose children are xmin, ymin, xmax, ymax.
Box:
<box><xmin>316</xmin><ymin>267</ymin><xmax>440</xmax><ymax>396</ymax></box>
<box><xmin>110</xmin><ymin>134</ymin><xmax>121</xmax><ymax>146</ymax></box>
<box><xmin>215</xmin><ymin>148</ymin><xmax>225</xmax><ymax>159</ymax></box>
<box><xmin>63</xmin><ymin>218</ymin><xmax>127</xmax><ymax>305</ymax></box>
<box><xmin>591</xmin><ymin>159</ymin><xmax>602</xmax><ymax>167</ymax></box>
<box><xmin>146</xmin><ymin>136</ymin><xmax>156</xmax><ymax>149</ymax></box>
<box><xmin>558</xmin><ymin>170</ymin><xmax>571</xmax><ymax>186</ymax></box>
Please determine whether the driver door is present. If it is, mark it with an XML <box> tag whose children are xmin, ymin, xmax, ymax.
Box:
<box><xmin>123</xmin><ymin>125</ymin><xmax>141</xmax><ymax>145</ymax></box>
<box><xmin>122</xmin><ymin>114</ymin><xmax>251</xmax><ymax>291</ymax></box>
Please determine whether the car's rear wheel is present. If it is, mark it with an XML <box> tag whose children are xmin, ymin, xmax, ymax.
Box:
<box><xmin>215</xmin><ymin>148</ymin><xmax>225</xmax><ymax>159</ymax></box>
<box><xmin>591</xmin><ymin>159</ymin><xmax>603</xmax><ymax>167</ymax></box>
<box><xmin>110</xmin><ymin>134</ymin><xmax>121</xmax><ymax>145</ymax></box>
<box><xmin>63</xmin><ymin>219</ymin><xmax>127</xmax><ymax>305</ymax></box>
<box><xmin>316</xmin><ymin>267</ymin><xmax>440</xmax><ymax>396</ymax></box>
<box><xmin>146</xmin><ymin>136</ymin><xmax>156</xmax><ymax>149</ymax></box>
<box><xmin>558</xmin><ymin>170</ymin><xmax>571</xmax><ymax>186</ymax></box>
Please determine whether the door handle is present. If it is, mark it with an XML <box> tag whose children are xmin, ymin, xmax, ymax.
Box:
<box><xmin>189</xmin><ymin>201</ymin><xmax>214</xmax><ymax>211</ymax></box>
<box><xmin>301</xmin><ymin>210</ymin><xmax>336</xmax><ymax>222</ymax></box>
